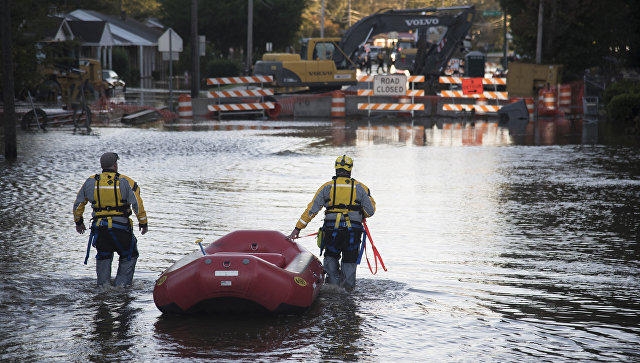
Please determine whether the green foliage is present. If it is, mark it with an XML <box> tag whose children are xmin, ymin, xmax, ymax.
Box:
<box><xmin>159</xmin><ymin>0</ymin><xmax>308</xmax><ymax>59</ymax></box>
<box><xmin>501</xmin><ymin>0</ymin><xmax>640</xmax><ymax>76</ymax></box>
<box><xmin>50</xmin><ymin>0</ymin><xmax>161</xmax><ymax>19</ymax></box>
<box><xmin>1</xmin><ymin>1</ymin><xmax>52</xmax><ymax>95</ymax></box>
<box><xmin>602</xmin><ymin>80</ymin><xmax>640</xmax><ymax>105</ymax></box>
<box><xmin>204</xmin><ymin>59</ymin><xmax>242</xmax><ymax>78</ymax></box>
<box><xmin>606</xmin><ymin>92</ymin><xmax>640</xmax><ymax>125</ymax></box>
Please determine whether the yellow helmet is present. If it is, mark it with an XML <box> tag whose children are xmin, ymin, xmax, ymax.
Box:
<box><xmin>335</xmin><ymin>155</ymin><xmax>353</xmax><ymax>172</ymax></box>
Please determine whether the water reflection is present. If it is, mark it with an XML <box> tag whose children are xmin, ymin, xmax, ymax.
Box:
<box><xmin>316</xmin><ymin>288</ymin><xmax>365</xmax><ymax>362</ymax></box>
<box><xmin>89</xmin><ymin>292</ymin><xmax>138</xmax><ymax>361</ymax></box>
<box><xmin>152</xmin><ymin>286</ymin><xmax>367</xmax><ymax>361</ymax></box>
<box><xmin>161</xmin><ymin>115</ymin><xmax>599</xmax><ymax>147</ymax></box>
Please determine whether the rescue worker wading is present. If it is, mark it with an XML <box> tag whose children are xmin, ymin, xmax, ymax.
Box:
<box><xmin>73</xmin><ymin>152</ymin><xmax>148</xmax><ymax>287</ymax></box>
<box><xmin>287</xmin><ymin>155</ymin><xmax>376</xmax><ymax>291</ymax></box>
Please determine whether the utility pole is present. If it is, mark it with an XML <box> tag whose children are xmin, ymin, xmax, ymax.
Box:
<box><xmin>535</xmin><ymin>0</ymin><xmax>543</xmax><ymax>64</ymax></box>
<box><xmin>320</xmin><ymin>0</ymin><xmax>325</xmax><ymax>38</ymax></box>
<box><xmin>191</xmin><ymin>0</ymin><xmax>199</xmax><ymax>98</ymax></box>
<box><xmin>2</xmin><ymin>0</ymin><xmax>17</xmax><ymax>160</ymax></box>
<box><xmin>502</xmin><ymin>2</ymin><xmax>508</xmax><ymax>70</ymax></box>
<box><xmin>246</xmin><ymin>0</ymin><xmax>253</xmax><ymax>74</ymax></box>
<box><xmin>169</xmin><ymin>29</ymin><xmax>174</xmax><ymax>111</ymax></box>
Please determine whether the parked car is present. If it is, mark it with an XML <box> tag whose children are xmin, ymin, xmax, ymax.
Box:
<box><xmin>102</xmin><ymin>69</ymin><xmax>125</xmax><ymax>90</ymax></box>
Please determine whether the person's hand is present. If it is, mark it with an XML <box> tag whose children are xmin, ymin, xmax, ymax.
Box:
<box><xmin>76</xmin><ymin>223</ymin><xmax>86</xmax><ymax>234</ymax></box>
<box><xmin>140</xmin><ymin>224</ymin><xmax>148</xmax><ymax>235</ymax></box>
<box><xmin>286</xmin><ymin>228</ymin><xmax>300</xmax><ymax>241</ymax></box>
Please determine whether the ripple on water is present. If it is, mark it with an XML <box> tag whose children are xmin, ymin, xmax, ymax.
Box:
<box><xmin>1</xmin><ymin>127</ymin><xmax>638</xmax><ymax>361</ymax></box>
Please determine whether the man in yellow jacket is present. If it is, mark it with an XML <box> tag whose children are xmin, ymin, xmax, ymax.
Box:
<box><xmin>288</xmin><ymin>155</ymin><xmax>375</xmax><ymax>291</ymax></box>
<box><xmin>73</xmin><ymin>152</ymin><xmax>148</xmax><ymax>287</ymax></box>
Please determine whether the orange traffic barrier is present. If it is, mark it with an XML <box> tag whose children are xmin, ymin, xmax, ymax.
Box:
<box><xmin>177</xmin><ymin>94</ymin><xmax>193</xmax><ymax>119</ymax></box>
<box><xmin>558</xmin><ymin>84</ymin><xmax>572</xmax><ymax>114</ymax></box>
<box><xmin>331</xmin><ymin>90</ymin><xmax>346</xmax><ymax>118</ymax></box>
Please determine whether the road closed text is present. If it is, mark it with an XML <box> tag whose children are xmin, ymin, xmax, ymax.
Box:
<box><xmin>373</xmin><ymin>75</ymin><xmax>408</xmax><ymax>96</ymax></box>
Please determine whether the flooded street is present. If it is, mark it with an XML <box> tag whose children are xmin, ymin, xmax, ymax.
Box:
<box><xmin>1</xmin><ymin>119</ymin><xmax>639</xmax><ymax>361</ymax></box>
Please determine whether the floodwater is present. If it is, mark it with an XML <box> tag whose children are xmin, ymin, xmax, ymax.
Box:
<box><xmin>1</xmin><ymin>119</ymin><xmax>638</xmax><ymax>362</ymax></box>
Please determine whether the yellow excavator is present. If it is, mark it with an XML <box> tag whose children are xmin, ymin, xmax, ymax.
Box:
<box><xmin>255</xmin><ymin>38</ymin><xmax>358</xmax><ymax>93</ymax></box>
<box><xmin>253</xmin><ymin>6</ymin><xmax>476</xmax><ymax>94</ymax></box>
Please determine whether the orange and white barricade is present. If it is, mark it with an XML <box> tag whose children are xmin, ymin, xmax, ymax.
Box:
<box><xmin>357</xmin><ymin>75</ymin><xmax>425</xmax><ymax>117</ymax></box>
<box><xmin>206</xmin><ymin>76</ymin><xmax>279</xmax><ymax>119</ymax></box>
<box><xmin>438</xmin><ymin>76</ymin><xmax>507</xmax><ymax>115</ymax></box>
<box><xmin>558</xmin><ymin>84</ymin><xmax>572</xmax><ymax>114</ymax></box>
<box><xmin>331</xmin><ymin>90</ymin><xmax>346</xmax><ymax>118</ymax></box>
<box><xmin>177</xmin><ymin>94</ymin><xmax>193</xmax><ymax>119</ymax></box>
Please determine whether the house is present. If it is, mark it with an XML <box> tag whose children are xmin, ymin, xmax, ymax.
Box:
<box><xmin>65</xmin><ymin>9</ymin><xmax>166</xmax><ymax>88</ymax></box>
<box><xmin>44</xmin><ymin>9</ymin><xmax>185</xmax><ymax>89</ymax></box>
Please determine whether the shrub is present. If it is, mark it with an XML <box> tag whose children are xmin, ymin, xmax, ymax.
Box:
<box><xmin>204</xmin><ymin>59</ymin><xmax>242</xmax><ymax>78</ymax></box>
<box><xmin>602</xmin><ymin>80</ymin><xmax>640</xmax><ymax>105</ymax></box>
<box><xmin>606</xmin><ymin>93</ymin><xmax>640</xmax><ymax>125</ymax></box>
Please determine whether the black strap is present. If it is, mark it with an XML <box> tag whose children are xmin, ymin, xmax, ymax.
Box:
<box><xmin>348</xmin><ymin>179</ymin><xmax>354</xmax><ymax>205</ymax></box>
<box><xmin>93</xmin><ymin>174</ymin><xmax>101</xmax><ymax>209</ymax></box>
<box><xmin>331</xmin><ymin>178</ymin><xmax>337</xmax><ymax>207</ymax></box>
<box><xmin>113</xmin><ymin>173</ymin><xmax>119</xmax><ymax>209</ymax></box>
<box><xmin>93</xmin><ymin>205</ymin><xmax>130</xmax><ymax>213</ymax></box>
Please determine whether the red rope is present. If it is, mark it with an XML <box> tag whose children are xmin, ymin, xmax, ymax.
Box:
<box><xmin>363</xmin><ymin>219</ymin><xmax>387</xmax><ymax>274</ymax></box>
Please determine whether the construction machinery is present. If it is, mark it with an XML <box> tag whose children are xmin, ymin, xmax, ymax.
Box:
<box><xmin>36</xmin><ymin>58</ymin><xmax>106</xmax><ymax>107</ymax></box>
<box><xmin>255</xmin><ymin>38</ymin><xmax>358</xmax><ymax>94</ymax></box>
<box><xmin>22</xmin><ymin>58</ymin><xmax>107</xmax><ymax>131</ymax></box>
<box><xmin>253</xmin><ymin>6</ymin><xmax>475</xmax><ymax>94</ymax></box>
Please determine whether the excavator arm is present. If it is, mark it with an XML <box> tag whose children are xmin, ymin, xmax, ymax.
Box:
<box><xmin>411</xmin><ymin>7</ymin><xmax>475</xmax><ymax>92</ymax></box>
<box><xmin>333</xmin><ymin>6</ymin><xmax>475</xmax><ymax>81</ymax></box>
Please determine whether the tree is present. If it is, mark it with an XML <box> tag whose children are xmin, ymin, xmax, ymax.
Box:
<box><xmin>49</xmin><ymin>0</ymin><xmax>161</xmax><ymax>19</ymax></box>
<box><xmin>160</xmin><ymin>0</ymin><xmax>307</xmax><ymax>62</ymax></box>
<box><xmin>0</xmin><ymin>2</ymin><xmax>56</xmax><ymax>97</ymax></box>
<box><xmin>2</xmin><ymin>0</ymin><xmax>17</xmax><ymax>160</ymax></box>
<box><xmin>502</xmin><ymin>0</ymin><xmax>640</xmax><ymax>78</ymax></box>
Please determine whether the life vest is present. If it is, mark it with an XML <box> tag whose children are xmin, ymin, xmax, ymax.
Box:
<box><xmin>325</xmin><ymin>176</ymin><xmax>360</xmax><ymax>215</ymax></box>
<box><xmin>319</xmin><ymin>177</ymin><xmax>365</xmax><ymax>256</ymax></box>
<box><xmin>91</xmin><ymin>172</ymin><xmax>131</xmax><ymax>218</ymax></box>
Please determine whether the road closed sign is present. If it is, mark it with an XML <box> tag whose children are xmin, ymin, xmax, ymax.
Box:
<box><xmin>373</xmin><ymin>74</ymin><xmax>407</xmax><ymax>96</ymax></box>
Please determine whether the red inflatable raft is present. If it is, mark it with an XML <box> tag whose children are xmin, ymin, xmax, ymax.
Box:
<box><xmin>153</xmin><ymin>230</ymin><xmax>325</xmax><ymax>314</ymax></box>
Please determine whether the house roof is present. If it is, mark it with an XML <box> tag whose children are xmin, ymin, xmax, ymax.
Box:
<box><xmin>67</xmin><ymin>20</ymin><xmax>114</xmax><ymax>46</ymax></box>
<box><xmin>41</xmin><ymin>16</ymin><xmax>74</xmax><ymax>42</ymax></box>
<box><xmin>66</xmin><ymin>9</ymin><xmax>163</xmax><ymax>47</ymax></box>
